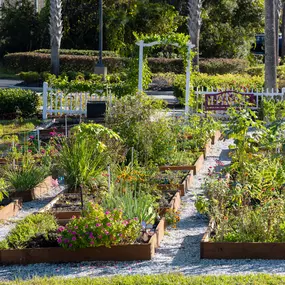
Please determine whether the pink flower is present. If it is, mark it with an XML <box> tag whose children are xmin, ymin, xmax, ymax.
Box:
<box><xmin>106</xmin><ymin>223</ymin><xmax>111</xmax><ymax>227</ymax></box>
<box><xmin>96</xmin><ymin>223</ymin><xmax>101</xmax><ymax>227</ymax></box>
<box><xmin>41</xmin><ymin>149</ymin><xmax>45</xmax><ymax>154</ymax></box>
<box><xmin>98</xmin><ymin>235</ymin><xmax>102</xmax><ymax>239</ymax></box>
<box><xmin>74</xmin><ymin>226</ymin><xmax>78</xmax><ymax>229</ymax></box>
<box><xmin>29</xmin><ymin>135</ymin><xmax>35</xmax><ymax>139</ymax></box>
<box><xmin>105</xmin><ymin>230</ymin><xmax>109</xmax><ymax>235</ymax></box>
<box><xmin>90</xmin><ymin>241</ymin><xmax>94</xmax><ymax>245</ymax></box>
<box><xmin>72</xmin><ymin>236</ymin><xmax>76</xmax><ymax>241</ymax></box>
<box><xmin>57</xmin><ymin>226</ymin><xmax>65</xmax><ymax>233</ymax></box>
<box><xmin>85</xmin><ymin>224</ymin><xmax>88</xmax><ymax>228</ymax></box>
<box><xmin>57</xmin><ymin>238</ymin><xmax>62</xmax><ymax>243</ymax></box>
<box><xmin>72</xmin><ymin>215</ymin><xmax>76</xmax><ymax>219</ymax></box>
<box><xmin>69</xmin><ymin>244</ymin><xmax>73</xmax><ymax>247</ymax></box>
<box><xmin>105</xmin><ymin>211</ymin><xmax>110</xmax><ymax>215</ymax></box>
<box><xmin>28</xmin><ymin>149</ymin><xmax>32</xmax><ymax>153</ymax></box>
<box><xmin>133</xmin><ymin>217</ymin><xmax>138</xmax><ymax>221</ymax></box>
<box><xmin>72</xmin><ymin>231</ymin><xmax>76</xmax><ymax>235</ymax></box>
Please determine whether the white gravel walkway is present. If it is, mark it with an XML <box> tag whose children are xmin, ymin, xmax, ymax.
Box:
<box><xmin>0</xmin><ymin>185</ymin><xmax>64</xmax><ymax>242</ymax></box>
<box><xmin>2</xmin><ymin>139</ymin><xmax>285</xmax><ymax>281</ymax></box>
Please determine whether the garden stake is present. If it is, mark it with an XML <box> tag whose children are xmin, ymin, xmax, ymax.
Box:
<box><xmin>108</xmin><ymin>165</ymin><xmax>111</xmax><ymax>192</ymax></box>
<box><xmin>37</xmin><ymin>129</ymin><xmax>40</xmax><ymax>153</ymax></box>
<box><xmin>79</xmin><ymin>185</ymin><xmax>84</xmax><ymax>210</ymax></box>
<box><xmin>65</xmin><ymin>115</ymin><xmax>68</xmax><ymax>137</ymax></box>
<box><xmin>131</xmin><ymin>147</ymin><xmax>134</xmax><ymax>169</ymax></box>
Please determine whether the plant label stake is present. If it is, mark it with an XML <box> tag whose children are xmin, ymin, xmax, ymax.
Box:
<box><xmin>131</xmin><ymin>147</ymin><xmax>134</xmax><ymax>169</ymax></box>
<box><xmin>108</xmin><ymin>165</ymin><xmax>111</xmax><ymax>192</ymax></box>
<box><xmin>65</xmin><ymin>115</ymin><xmax>68</xmax><ymax>137</ymax></box>
<box><xmin>12</xmin><ymin>140</ymin><xmax>15</xmax><ymax>169</ymax></box>
<box><xmin>37</xmin><ymin>129</ymin><xmax>41</xmax><ymax>153</ymax></box>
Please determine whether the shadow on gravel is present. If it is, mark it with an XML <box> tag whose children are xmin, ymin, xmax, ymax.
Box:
<box><xmin>219</xmin><ymin>149</ymin><xmax>231</xmax><ymax>161</ymax></box>
<box><xmin>177</xmin><ymin>213</ymin><xmax>208</xmax><ymax>230</ymax></box>
<box><xmin>171</xmin><ymin>234</ymin><xmax>204</xmax><ymax>266</ymax></box>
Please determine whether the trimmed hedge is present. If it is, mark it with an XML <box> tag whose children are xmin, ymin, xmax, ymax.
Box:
<box><xmin>199</xmin><ymin>58</ymin><xmax>249</xmax><ymax>74</ymax></box>
<box><xmin>34</xmin><ymin>49</ymin><xmax>118</xmax><ymax>57</ymax></box>
<box><xmin>4</xmin><ymin>52</ymin><xmax>250</xmax><ymax>75</ymax></box>
<box><xmin>3</xmin><ymin>53</ymin><xmax>128</xmax><ymax>74</ymax></box>
<box><xmin>0</xmin><ymin>89</ymin><xmax>39</xmax><ymax>119</ymax></box>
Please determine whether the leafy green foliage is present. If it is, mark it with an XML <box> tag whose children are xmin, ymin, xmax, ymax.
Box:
<box><xmin>4</xmin><ymin>154</ymin><xmax>50</xmax><ymax>192</ymax></box>
<box><xmin>58</xmin><ymin>203</ymin><xmax>141</xmax><ymax>249</ymax></box>
<box><xmin>0</xmin><ymin>213</ymin><xmax>58</xmax><ymax>249</ymax></box>
<box><xmin>0</xmin><ymin>178</ymin><xmax>8</xmax><ymax>202</ymax></box>
<box><xmin>0</xmin><ymin>89</ymin><xmax>39</xmax><ymax>119</ymax></box>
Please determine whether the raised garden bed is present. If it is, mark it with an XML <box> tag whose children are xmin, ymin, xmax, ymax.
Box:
<box><xmin>200</xmin><ymin>219</ymin><xmax>285</xmax><ymax>260</ymax></box>
<box><xmin>0</xmin><ymin>199</ymin><xmax>22</xmax><ymax>220</ymax></box>
<box><xmin>39</xmin><ymin>193</ymin><xmax>82</xmax><ymax>225</ymax></box>
<box><xmin>157</xmin><ymin>170</ymin><xmax>193</xmax><ymax>196</ymax></box>
<box><xmin>159</xmin><ymin>190</ymin><xmax>181</xmax><ymax>216</ymax></box>
<box><xmin>159</xmin><ymin>153</ymin><xmax>205</xmax><ymax>175</ymax></box>
<box><xmin>10</xmin><ymin>176</ymin><xmax>54</xmax><ymax>202</ymax></box>
<box><xmin>0</xmin><ymin>218</ymin><xmax>166</xmax><ymax>264</ymax></box>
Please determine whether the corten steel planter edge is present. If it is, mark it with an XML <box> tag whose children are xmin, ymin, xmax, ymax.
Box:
<box><xmin>193</xmin><ymin>153</ymin><xmax>205</xmax><ymax>175</ymax></box>
<box><xmin>201</xmin><ymin>219</ymin><xmax>285</xmax><ymax>260</ymax></box>
<box><xmin>0</xmin><ymin>199</ymin><xmax>22</xmax><ymax>220</ymax></box>
<box><xmin>159</xmin><ymin>191</ymin><xmax>181</xmax><ymax>216</ymax></box>
<box><xmin>10</xmin><ymin>176</ymin><xmax>54</xmax><ymax>202</ymax></box>
<box><xmin>0</xmin><ymin>243</ymin><xmax>155</xmax><ymax>265</ymax></box>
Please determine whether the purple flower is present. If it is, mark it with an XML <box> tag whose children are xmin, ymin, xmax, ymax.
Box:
<box><xmin>90</xmin><ymin>241</ymin><xmax>94</xmax><ymax>245</ymax></box>
<box><xmin>57</xmin><ymin>238</ymin><xmax>62</xmax><ymax>243</ymax></box>
<box><xmin>106</xmin><ymin>222</ymin><xmax>111</xmax><ymax>227</ymax></box>
<box><xmin>96</xmin><ymin>223</ymin><xmax>101</xmax><ymax>227</ymax></box>
<box><xmin>105</xmin><ymin>211</ymin><xmax>110</xmax><ymax>215</ymax></box>
<box><xmin>72</xmin><ymin>231</ymin><xmax>76</xmax><ymax>235</ymax></box>
<box><xmin>72</xmin><ymin>236</ymin><xmax>76</xmax><ymax>241</ymax></box>
<box><xmin>69</xmin><ymin>244</ymin><xmax>73</xmax><ymax>247</ymax></box>
<box><xmin>29</xmin><ymin>135</ymin><xmax>35</xmax><ymax>140</ymax></box>
<box><xmin>64</xmin><ymin>239</ymin><xmax>69</xmax><ymax>243</ymax></box>
<box><xmin>104</xmin><ymin>230</ymin><xmax>109</xmax><ymax>235</ymax></box>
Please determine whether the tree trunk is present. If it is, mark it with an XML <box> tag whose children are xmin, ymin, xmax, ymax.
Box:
<box><xmin>281</xmin><ymin>3</ymin><xmax>285</xmax><ymax>57</ymax></box>
<box><xmin>49</xmin><ymin>0</ymin><xmax>62</xmax><ymax>76</ymax></box>
<box><xmin>188</xmin><ymin>0</ymin><xmax>202</xmax><ymax>68</ymax></box>
<box><xmin>265</xmin><ymin>0</ymin><xmax>277</xmax><ymax>89</ymax></box>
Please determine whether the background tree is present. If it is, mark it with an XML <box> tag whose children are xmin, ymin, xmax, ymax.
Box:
<box><xmin>265</xmin><ymin>0</ymin><xmax>277</xmax><ymax>89</ymax></box>
<box><xmin>50</xmin><ymin>0</ymin><xmax>63</xmax><ymax>75</ymax></box>
<box><xmin>188</xmin><ymin>0</ymin><xmax>202</xmax><ymax>66</ymax></box>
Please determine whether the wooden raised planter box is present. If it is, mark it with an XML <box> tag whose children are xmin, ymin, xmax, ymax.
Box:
<box><xmin>0</xmin><ymin>218</ymin><xmax>166</xmax><ymax>265</ymax></box>
<box><xmin>10</xmin><ymin>176</ymin><xmax>54</xmax><ymax>202</ymax></box>
<box><xmin>157</xmin><ymin>171</ymin><xmax>193</xmax><ymax>196</ymax></box>
<box><xmin>0</xmin><ymin>199</ymin><xmax>22</xmax><ymax>220</ymax></box>
<box><xmin>201</xmin><ymin>139</ymin><xmax>212</xmax><ymax>158</ymax></box>
<box><xmin>211</xmin><ymin>130</ymin><xmax>222</xmax><ymax>145</ymax></box>
<box><xmin>201</xmin><ymin>219</ymin><xmax>285</xmax><ymax>259</ymax></box>
<box><xmin>159</xmin><ymin>153</ymin><xmax>204</xmax><ymax>175</ymax></box>
<box><xmin>159</xmin><ymin>191</ymin><xmax>181</xmax><ymax>216</ymax></box>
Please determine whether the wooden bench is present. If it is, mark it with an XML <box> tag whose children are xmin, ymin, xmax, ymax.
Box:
<box><xmin>204</xmin><ymin>91</ymin><xmax>256</xmax><ymax>112</ymax></box>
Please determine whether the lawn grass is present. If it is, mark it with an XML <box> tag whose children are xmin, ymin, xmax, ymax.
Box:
<box><xmin>2</xmin><ymin>274</ymin><xmax>285</xmax><ymax>285</ymax></box>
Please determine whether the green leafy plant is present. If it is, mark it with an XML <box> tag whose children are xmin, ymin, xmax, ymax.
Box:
<box><xmin>0</xmin><ymin>213</ymin><xmax>58</xmax><ymax>249</ymax></box>
<box><xmin>0</xmin><ymin>178</ymin><xmax>8</xmax><ymax>202</ymax></box>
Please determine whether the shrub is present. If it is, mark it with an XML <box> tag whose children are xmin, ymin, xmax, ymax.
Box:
<box><xmin>199</xmin><ymin>58</ymin><xmax>249</xmax><ymax>74</ymax></box>
<box><xmin>18</xmin><ymin>71</ymin><xmax>41</xmax><ymax>84</ymax></box>
<box><xmin>3</xmin><ymin>52</ymin><xmax>128</xmax><ymax>73</ymax></box>
<box><xmin>58</xmin><ymin>203</ymin><xmax>141</xmax><ymax>249</ymax></box>
<box><xmin>0</xmin><ymin>89</ymin><xmax>39</xmax><ymax>119</ymax></box>
<box><xmin>34</xmin><ymin>49</ymin><xmax>118</xmax><ymax>57</ymax></box>
<box><xmin>0</xmin><ymin>213</ymin><xmax>58</xmax><ymax>249</ymax></box>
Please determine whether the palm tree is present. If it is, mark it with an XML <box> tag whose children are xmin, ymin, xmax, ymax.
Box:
<box><xmin>188</xmin><ymin>0</ymin><xmax>202</xmax><ymax>67</ymax></box>
<box><xmin>49</xmin><ymin>0</ymin><xmax>62</xmax><ymax>76</ymax></box>
<box><xmin>265</xmin><ymin>0</ymin><xmax>277</xmax><ymax>89</ymax></box>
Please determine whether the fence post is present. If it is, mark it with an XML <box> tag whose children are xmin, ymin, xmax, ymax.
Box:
<box><xmin>42</xmin><ymin>82</ymin><xmax>48</xmax><ymax>120</ymax></box>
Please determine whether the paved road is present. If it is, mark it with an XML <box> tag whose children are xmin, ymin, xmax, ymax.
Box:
<box><xmin>0</xmin><ymin>79</ymin><xmax>22</xmax><ymax>88</ymax></box>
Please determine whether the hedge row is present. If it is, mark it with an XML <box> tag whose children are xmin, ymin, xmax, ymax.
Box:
<box><xmin>3</xmin><ymin>53</ymin><xmax>128</xmax><ymax>74</ymax></box>
<box><xmin>4</xmin><ymin>52</ymin><xmax>250</xmax><ymax>75</ymax></box>
<box><xmin>0</xmin><ymin>89</ymin><xmax>39</xmax><ymax>119</ymax></box>
<box><xmin>34</xmin><ymin>49</ymin><xmax>118</xmax><ymax>57</ymax></box>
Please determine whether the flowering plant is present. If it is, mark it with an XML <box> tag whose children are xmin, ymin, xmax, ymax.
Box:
<box><xmin>58</xmin><ymin>203</ymin><xmax>141</xmax><ymax>249</ymax></box>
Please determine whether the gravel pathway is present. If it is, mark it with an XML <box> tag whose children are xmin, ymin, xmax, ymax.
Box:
<box><xmin>0</xmin><ymin>185</ymin><xmax>64</xmax><ymax>242</ymax></box>
<box><xmin>2</xmin><ymin>139</ymin><xmax>285</xmax><ymax>281</ymax></box>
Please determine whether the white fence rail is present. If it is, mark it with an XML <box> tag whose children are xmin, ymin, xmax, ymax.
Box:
<box><xmin>194</xmin><ymin>87</ymin><xmax>285</xmax><ymax>112</ymax></box>
<box><xmin>42</xmin><ymin>82</ymin><xmax>112</xmax><ymax>119</ymax></box>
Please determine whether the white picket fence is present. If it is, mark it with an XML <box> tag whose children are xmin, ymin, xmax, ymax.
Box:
<box><xmin>42</xmin><ymin>82</ymin><xmax>112</xmax><ymax>119</ymax></box>
<box><xmin>194</xmin><ymin>87</ymin><xmax>285</xmax><ymax>112</ymax></box>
